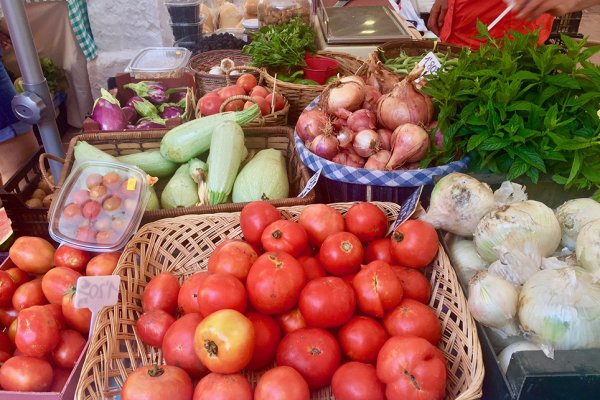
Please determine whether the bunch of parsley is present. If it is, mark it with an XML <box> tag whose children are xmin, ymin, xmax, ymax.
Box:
<box><xmin>423</xmin><ymin>22</ymin><xmax>600</xmax><ymax>199</ymax></box>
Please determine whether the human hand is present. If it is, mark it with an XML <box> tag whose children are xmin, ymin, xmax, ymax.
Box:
<box><xmin>511</xmin><ymin>0</ymin><xmax>600</xmax><ymax>20</ymax></box>
<box><xmin>427</xmin><ymin>0</ymin><xmax>449</xmax><ymax>35</ymax></box>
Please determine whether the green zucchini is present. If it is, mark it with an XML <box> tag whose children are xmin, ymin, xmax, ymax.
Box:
<box><xmin>117</xmin><ymin>150</ymin><xmax>179</xmax><ymax>178</ymax></box>
<box><xmin>161</xmin><ymin>163</ymin><xmax>200</xmax><ymax>209</ymax></box>
<box><xmin>73</xmin><ymin>141</ymin><xmax>119</xmax><ymax>163</ymax></box>
<box><xmin>232</xmin><ymin>149</ymin><xmax>289</xmax><ymax>203</ymax></box>
<box><xmin>160</xmin><ymin>104</ymin><xmax>260</xmax><ymax>163</ymax></box>
<box><xmin>207</xmin><ymin>121</ymin><xmax>246</xmax><ymax>205</ymax></box>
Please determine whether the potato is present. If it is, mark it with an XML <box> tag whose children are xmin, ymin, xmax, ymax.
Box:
<box><xmin>25</xmin><ymin>198</ymin><xmax>44</xmax><ymax>208</ymax></box>
<box><xmin>42</xmin><ymin>194</ymin><xmax>54</xmax><ymax>208</ymax></box>
<box><xmin>37</xmin><ymin>179</ymin><xmax>51</xmax><ymax>193</ymax></box>
<box><xmin>32</xmin><ymin>188</ymin><xmax>47</xmax><ymax>200</ymax></box>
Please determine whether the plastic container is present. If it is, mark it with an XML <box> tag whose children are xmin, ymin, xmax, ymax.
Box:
<box><xmin>258</xmin><ymin>0</ymin><xmax>312</xmax><ymax>26</ymax></box>
<box><xmin>301</xmin><ymin>54</ymin><xmax>338</xmax><ymax>84</ymax></box>
<box><xmin>170</xmin><ymin>20</ymin><xmax>204</xmax><ymax>42</ymax></box>
<box><xmin>48</xmin><ymin>160</ymin><xmax>149</xmax><ymax>252</ymax></box>
<box><xmin>125</xmin><ymin>47</ymin><xmax>192</xmax><ymax>79</ymax></box>
<box><xmin>165</xmin><ymin>0</ymin><xmax>201</xmax><ymax>24</ymax></box>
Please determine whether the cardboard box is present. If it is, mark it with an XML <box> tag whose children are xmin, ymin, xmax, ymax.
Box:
<box><xmin>83</xmin><ymin>71</ymin><xmax>197</xmax><ymax>133</ymax></box>
<box><xmin>0</xmin><ymin>257</ymin><xmax>89</xmax><ymax>399</ymax></box>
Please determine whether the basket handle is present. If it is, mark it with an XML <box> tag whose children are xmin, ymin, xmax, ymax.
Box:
<box><xmin>219</xmin><ymin>95</ymin><xmax>262</xmax><ymax>114</ymax></box>
<box><xmin>39</xmin><ymin>153</ymin><xmax>66</xmax><ymax>192</ymax></box>
<box><xmin>224</xmin><ymin>65</ymin><xmax>265</xmax><ymax>86</ymax></box>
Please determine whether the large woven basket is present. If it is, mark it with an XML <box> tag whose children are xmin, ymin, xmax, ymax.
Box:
<box><xmin>75</xmin><ymin>202</ymin><xmax>484</xmax><ymax>400</ymax></box>
<box><xmin>48</xmin><ymin>127</ymin><xmax>315</xmax><ymax>223</ymax></box>
<box><xmin>262</xmin><ymin>50</ymin><xmax>366</xmax><ymax>121</ymax></box>
<box><xmin>189</xmin><ymin>49</ymin><xmax>253</xmax><ymax>95</ymax></box>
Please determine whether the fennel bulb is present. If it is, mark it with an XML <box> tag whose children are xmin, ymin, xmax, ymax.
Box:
<box><xmin>555</xmin><ymin>198</ymin><xmax>600</xmax><ymax>251</ymax></box>
<box><xmin>575</xmin><ymin>219</ymin><xmax>600</xmax><ymax>280</ymax></box>
<box><xmin>518</xmin><ymin>267</ymin><xmax>600</xmax><ymax>358</ymax></box>
<box><xmin>421</xmin><ymin>173</ymin><xmax>496</xmax><ymax>236</ymax></box>
<box><xmin>446</xmin><ymin>235</ymin><xmax>488</xmax><ymax>284</ymax></box>
<box><xmin>474</xmin><ymin>200</ymin><xmax>561</xmax><ymax>263</ymax></box>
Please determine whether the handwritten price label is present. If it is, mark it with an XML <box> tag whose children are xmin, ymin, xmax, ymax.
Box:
<box><xmin>387</xmin><ymin>186</ymin><xmax>424</xmax><ymax>236</ymax></box>
<box><xmin>74</xmin><ymin>275</ymin><xmax>120</xmax><ymax>339</ymax></box>
<box><xmin>297</xmin><ymin>168</ymin><xmax>322</xmax><ymax>198</ymax></box>
<box><xmin>418</xmin><ymin>52</ymin><xmax>443</xmax><ymax>76</ymax></box>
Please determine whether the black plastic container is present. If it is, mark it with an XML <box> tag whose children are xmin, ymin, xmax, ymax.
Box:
<box><xmin>170</xmin><ymin>21</ymin><xmax>203</xmax><ymax>42</ymax></box>
<box><xmin>166</xmin><ymin>0</ymin><xmax>201</xmax><ymax>24</ymax></box>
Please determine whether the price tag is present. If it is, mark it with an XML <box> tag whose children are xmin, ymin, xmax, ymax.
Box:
<box><xmin>297</xmin><ymin>168</ymin><xmax>322</xmax><ymax>198</ymax></box>
<box><xmin>387</xmin><ymin>186</ymin><xmax>424</xmax><ymax>236</ymax></box>
<box><xmin>74</xmin><ymin>275</ymin><xmax>120</xmax><ymax>339</ymax></box>
<box><xmin>418</xmin><ymin>52</ymin><xmax>443</xmax><ymax>76</ymax></box>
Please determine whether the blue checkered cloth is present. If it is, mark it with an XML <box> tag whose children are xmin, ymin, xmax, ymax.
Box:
<box><xmin>294</xmin><ymin>97</ymin><xmax>469</xmax><ymax>187</ymax></box>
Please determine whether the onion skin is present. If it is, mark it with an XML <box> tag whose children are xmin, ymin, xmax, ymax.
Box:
<box><xmin>353</xmin><ymin>129</ymin><xmax>381</xmax><ymax>158</ymax></box>
<box><xmin>362</xmin><ymin>85</ymin><xmax>382</xmax><ymax>111</ymax></box>
<box><xmin>347</xmin><ymin>109</ymin><xmax>376</xmax><ymax>133</ymax></box>
<box><xmin>336</xmin><ymin>127</ymin><xmax>355</xmax><ymax>149</ymax></box>
<box><xmin>377</xmin><ymin>128</ymin><xmax>393</xmax><ymax>151</ymax></box>
<box><xmin>340</xmin><ymin>75</ymin><xmax>366</xmax><ymax>88</ymax></box>
<box><xmin>386</xmin><ymin>124</ymin><xmax>430</xmax><ymax>170</ymax></box>
<box><xmin>296</xmin><ymin>109</ymin><xmax>329</xmax><ymax>142</ymax></box>
<box><xmin>332</xmin><ymin>151</ymin><xmax>365</xmax><ymax>168</ymax></box>
<box><xmin>320</xmin><ymin>80</ymin><xmax>365</xmax><ymax>118</ymax></box>
<box><xmin>364</xmin><ymin>150</ymin><xmax>391</xmax><ymax>170</ymax></box>
<box><xmin>310</xmin><ymin>133</ymin><xmax>339</xmax><ymax>161</ymax></box>
<box><xmin>376</xmin><ymin>71</ymin><xmax>434</xmax><ymax>131</ymax></box>
<box><xmin>365</xmin><ymin>52</ymin><xmax>400</xmax><ymax>94</ymax></box>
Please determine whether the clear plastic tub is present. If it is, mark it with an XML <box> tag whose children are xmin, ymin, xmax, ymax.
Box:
<box><xmin>125</xmin><ymin>47</ymin><xmax>192</xmax><ymax>79</ymax></box>
<box><xmin>48</xmin><ymin>161</ymin><xmax>150</xmax><ymax>252</ymax></box>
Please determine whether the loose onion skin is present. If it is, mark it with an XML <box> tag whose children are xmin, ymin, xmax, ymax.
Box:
<box><xmin>320</xmin><ymin>80</ymin><xmax>365</xmax><ymax>118</ymax></box>
<box><xmin>310</xmin><ymin>133</ymin><xmax>340</xmax><ymax>161</ymax></box>
<box><xmin>296</xmin><ymin>109</ymin><xmax>329</xmax><ymax>142</ymax></box>
<box><xmin>353</xmin><ymin>129</ymin><xmax>381</xmax><ymax>158</ymax></box>
<box><xmin>332</xmin><ymin>151</ymin><xmax>365</xmax><ymax>168</ymax></box>
<box><xmin>386</xmin><ymin>123</ymin><xmax>430</xmax><ymax>170</ymax></box>
<box><xmin>347</xmin><ymin>109</ymin><xmax>376</xmax><ymax>133</ymax></box>
<box><xmin>364</xmin><ymin>150</ymin><xmax>391</xmax><ymax>170</ymax></box>
<box><xmin>376</xmin><ymin>70</ymin><xmax>434</xmax><ymax>131</ymax></box>
<box><xmin>377</xmin><ymin>128</ymin><xmax>393</xmax><ymax>151</ymax></box>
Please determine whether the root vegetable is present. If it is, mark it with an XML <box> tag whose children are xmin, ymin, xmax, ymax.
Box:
<box><xmin>346</xmin><ymin>109</ymin><xmax>376</xmax><ymax>133</ymax></box>
<box><xmin>353</xmin><ymin>129</ymin><xmax>381</xmax><ymax>158</ymax></box>
<box><xmin>364</xmin><ymin>150</ymin><xmax>391</xmax><ymax>170</ymax></box>
<box><xmin>336</xmin><ymin>127</ymin><xmax>355</xmax><ymax>149</ymax></box>
<box><xmin>310</xmin><ymin>133</ymin><xmax>339</xmax><ymax>161</ymax></box>
<box><xmin>320</xmin><ymin>80</ymin><xmax>365</xmax><ymax>118</ymax></box>
<box><xmin>377</xmin><ymin>128</ymin><xmax>393</xmax><ymax>151</ymax></box>
<box><xmin>296</xmin><ymin>109</ymin><xmax>329</xmax><ymax>142</ymax></box>
<box><xmin>386</xmin><ymin>124</ymin><xmax>430</xmax><ymax>170</ymax></box>
<box><xmin>332</xmin><ymin>151</ymin><xmax>365</xmax><ymax>168</ymax></box>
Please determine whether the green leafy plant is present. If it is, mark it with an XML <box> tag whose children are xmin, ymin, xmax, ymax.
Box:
<box><xmin>242</xmin><ymin>18</ymin><xmax>316</xmax><ymax>71</ymax></box>
<box><xmin>423</xmin><ymin>22</ymin><xmax>600</xmax><ymax>199</ymax></box>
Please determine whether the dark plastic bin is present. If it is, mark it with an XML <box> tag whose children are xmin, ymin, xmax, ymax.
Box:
<box><xmin>166</xmin><ymin>0</ymin><xmax>201</xmax><ymax>24</ymax></box>
<box><xmin>171</xmin><ymin>21</ymin><xmax>203</xmax><ymax>42</ymax></box>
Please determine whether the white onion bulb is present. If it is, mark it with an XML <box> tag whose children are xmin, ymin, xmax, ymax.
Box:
<box><xmin>575</xmin><ymin>219</ymin><xmax>600</xmax><ymax>280</ymax></box>
<box><xmin>556</xmin><ymin>198</ymin><xmax>600</xmax><ymax>250</ymax></box>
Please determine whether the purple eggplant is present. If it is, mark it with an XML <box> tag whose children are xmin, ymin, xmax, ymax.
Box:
<box><xmin>90</xmin><ymin>89</ymin><xmax>126</xmax><ymax>131</ymax></box>
<box><xmin>122</xmin><ymin>106</ymin><xmax>138</xmax><ymax>125</ymax></box>
<box><xmin>135</xmin><ymin>119</ymin><xmax>166</xmax><ymax>130</ymax></box>
<box><xmin>159</xmin><ymin>105</ymin><xmax>184</xmax><ymax>120</ymax></box>
<box><xmin>132</xmin><ymin>98</ymin><xmax>159</xmax><ymax>119</ymax></box>
<box><xmin>124</xmin><ymin>81</ymin><xmax>168</xmax><ymax>104</ymax></box>
<box><xmin>168</xmin><ymin>91</ymin><xmax>187</xmax><ymax>103</ymax></box>
<box><xmin>126</xmin><ymin>95</ymin><xmax>144</xmax><ymax>108</ymax></box>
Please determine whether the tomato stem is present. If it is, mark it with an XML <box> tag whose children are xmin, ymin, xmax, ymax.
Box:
<box><xmin>147</xmin><ymin>363</ymin><xmax>165</xmax><ymax>378</ymax></box>
<box><xmin>392</xmin><ymin>231</ymin><xmax>405</xmax><ymax>243</ymax></box>
<box><xmin>271</xmin><ymin>230</ymin><xmax>282</xmax><ymax>239</ymax></box>
<box><xmin>340</xmin><ymin>240</ymin><xmax>353</xmax><ymax>253</ymax></box>
<box><xmin>309</xmin><ymin>347</ymin><xmax>322</xmax><ymax>356</ymax></box>
<box><xmin>204</xmin><ymin>339</ymin><xmax>218</xmax><ymax>357</ymax></box>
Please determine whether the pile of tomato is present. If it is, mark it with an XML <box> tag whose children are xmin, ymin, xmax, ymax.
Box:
<box><xmin>124</xmin><ymin>201</ymin><xmax>447</xmax><ymax>400</ymax></box>
<box><xmin>0</xmin><ymin>238</ymin><xmax>121</xmax><ymax>392</ymax></box>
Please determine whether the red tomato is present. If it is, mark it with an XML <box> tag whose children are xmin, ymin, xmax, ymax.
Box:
<box><xmin>41</xmin><ymin>267</ymin><xmax>82</xmax><ymax>305</ymax></box>
<box><xmin>255</xmin><ymin>366</ymin><xmax>310</xmax><ymax>400</ymax></box>
<box><xmin>298</xmin><ymin>204</ymin><xmax>345</xmax><ymax>247</ymax></box>
<box><xmin>352</xmin><ymin>260</ymin><xmax>403</xmax><ymax>317</ymax></box>
<box><xmin>198</xmin><ymin>93</ymin><xmax>223</xmax><ymax>116</ymax></box>
<box><xmin>0</xmin><ymin>350</ymin><xmax>10</xmax><ymax>363</ymax></box>
<box><xmin>277</xmin><ymin>307</ymin><xmax>306</xmax><ymax>334</ymax></box>
<box><xmin>142</xmin><ymin>272</ymin><xmax>180</xmax><ymax>314</ymax></box>
<box><xmin>332</xmin><ymin>361</ymin><xmax>386</xmax><ymax>400</ymax></box>
<box><xmin>245</xmin><ymin>96</ymin><xmax>270</xmax><ymax>115</ymax></box>
<box><xmin>136</xmin><ymin>310</ymin><xmax>176</xmax><ymax>347</ymax></box>
<box><xmin>15</xmin><ymin>305</ymin><xmax>61</xmax><ymax>357</ymax></box>
<box><xmin>122</xmin><ymin>364</ymin><xmax>193</xmax><ymax>400</ymax></box>
<box><xmin>383</xmin><ymin>299</ymin><xmax>442</xmax><ymax>345</ymax></box>
<box><xmin>0</xmin><ymin>355</ymin><xmax>53</xmax><ymax>392</ymax></box>
<box><xmin>0</xmin><ymin>330</ymin><xmax>12</xmax><ymax>354</ymax></box>
<box><xmin>8</xmin><ymin>236</ymin><xmax>55</xmax><ymax>274</ymax></box>
<box><xmin>163</xmin><ymin>313</ymin><xmax>208</xmax><ymax>378</ymax></box>
<box><xmin>54</xmin><ymin>245</ymin><xmax>91</xmax><ymax>272</ymax></box>
<box><xmin>240</xmin><ymin>201</ymin><xmax>281</xmax><ymax>246</ymax></box>
<box><xmin>345</xmin><ymin>202</ymin><xmax>389</xmax><ymax>243</ymax></box>
<box><xmin>390</xmin><ymin>220</ymin><xmax>439</xmax><ymax>268</ymax></box>
<box><xmin>276</xmin><ymin>327</ymin><xmax>341</xmax><ymax>390</ymax></box>
<box><xmin>0</xmin><ymin>270</ymin><xmax>17</xmax><ymax>307</ymax></box>
<box><xmin>43</xmin><ymin>303</ymin><xmax>66</xmax><ymax>330</ymax></box>
<box><xmin>12</xmin><ymin>278</ymin><xmax>47</xmax><ymax>311</ymax></box>
<box><xmin>5</xmin><ymin>267</ymin><xmax>31</xmax><ymax>287</ymax></box>
<box><xmin>223</xmin><ymin>99</ymin><xmax>244</xmax><ymax>112</ymax></box>
<box><xmin>246</xmin><ymin>312</ymin><xmax>281</xmax><ymax>370</ymax></box>
<box><xmin>194</xmin><ymin>309</ymin><xmax>254</xmax><ymax>374</ymax></box>
<box><xmin>297</xmin><ymin>255</ymin><xmax>327</xmax><ymax>281</ymax></box>
<box><xmin>298</xmin><ymin>276</ymin><xmax>355</xmax><ymax>329</ymax></box>
<box><xmin>246</xmin><ymin>251</ymin><xmax>306</xmax><ymax>315</ymax></box>
<box><xmin>338</xmin><ymin>316</ymin><xmax>388</xmax><ymax>364</ymax></box>
<box><xmin>0</xmin><ymin>307</ymin><xmax>18</xmax><ymax>329</ymax></box>
<box><xmin>177</xmin><ymin>272</ymin><xmax>209</xmax><ymax>315</ymax></box>
<box><xmin>207</xmin><ymin>240</ymin><xmax>257</xmax><ymax>282</ymax></box>
<box><xmin>319</xmin><ymin>232</ymin><xmax>364</xmax><ymax>276</ymax></box>
<box><xmin>236</xmin><ymin>73</ymin><xmax>258</xmax><ymax>94</ymax></box>
<box><xmin>377</xmin><ymin>336</ymin><xmax>447</xmax><ymax>400</ymax></box>
<box><xmin>7</xmin><ymin>318</ymin><xmax>17</xmax><ymax>344</ymax></box>
<box><xmin>249</xmin><ymin>85</ymin><xmax>269</xmax><ymax>98</ymax></box>
<box><xmin>197</xmin><ymin>272</ymin><xmax>247</xmax><ymax>316</ymax></box>
<box><xmin>218</xmin><ymin>85</ymin><xmax>246</xmax><ymax>100</ymax></box>
<box><xmin>265</xmin><ymin>93</ymin><xmax>286</xmax><ymax>112</ymax></box>
<box><xmin>62</xmin><ymin>291</ymin><xmax>92</xmax><ymax>334</ymax></box>
<box><xmin>364</xmin><ymin>238</ymin><xmax>394</xmax><ymax>264</ymax></box>
<box><xmin>49</xmin><ymin>368</ymin><xmax>72</xmax><ymax>392</ymax></box>
<box><xmin>52</xmin><ymin>329</ymin><xmax>86</xmax><ymax>369</ymax></box>
<box><xmin>85</xmin><ymin>252</ymin><xmax>121</xmax><ymax>276</ymax></box>
<box><xmin>193</xmin><ymin>372</ymin><xmax>253</xmax><ymax>400</ymax></box>
<box><xmin>261</xmin><ymin>220</ymin><xmax>308</xmax><ymax>257</ymax></box>
<box><xmin>391</xmin><ymin>266</ymin><xmax>431</xmax><ymax>304</ymax></box>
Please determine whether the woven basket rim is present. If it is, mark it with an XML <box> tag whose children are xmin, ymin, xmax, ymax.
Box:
<box><xmin>189</xmin><ymin>49</ymin><xmax>251</xmax><ymax>77</ymax></box>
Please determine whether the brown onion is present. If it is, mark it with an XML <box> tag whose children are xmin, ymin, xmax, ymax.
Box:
<box><xmin>376</xmin><ymin>69</ymin><xmax>434</xmax><ymax>131</ymax></box>
<box><xmin>365</xmin><ymin>52</ymin><xmax>401</xmax><ymax>94</ymax></box>
<box><xmin>386</xmin><ymin>123</ymin><xmax>430</xmax><ymax>170</ymax></box>
<box><xmin>320</xmin><ymin>80</ymin><xmax>365</xmax><ymax>118</ymax></box>
<box><xmin>332</xmin><ymin>117</ymin><xmax>348</xmax><ymax>131</ymax></box>
<box><xmin>296</xmin><ymin>109</ymin><xmax>329</xmax><ymax>142</ymax></box>
<box><xmin>336</xmin><ymin>127</ymin><xmax>355</xmax><ymax>149</ymax></box>
<box><xmin>340</xmin><ymin>75</ymin><xmax>366</xmax><ymax>88</ymax></box>
<box><xmin>347</xmin><ymin>109</ymin><xmax>376</xmax><ymax>133</ymax></box>
<box><xmin>333</xmin><ymin>151</ymin><xmax>366</xmax><ymax>168</ymax></box>
<box><xmin>365</xmin><ymin>150</ymin><xmax>391</xmax><ymax>170</ymax></box>
<box><xmin>363</xmin><ymin>85</ymin><xmax>382</xmax><ymax>111</ymax></box>
<box><xmin>310</xmin><ymin>133</ymin><xmax>339</xmax><ymax>161</ymax></box>
<box><xmin>353</xmin><ymin>129</ymin><xmax>381</xmax><ymax>158</ymax></box>
<box><xmin>377</xmin><ymin>128</ymin><xmax>393</xmax><ymax>151</ymax></box>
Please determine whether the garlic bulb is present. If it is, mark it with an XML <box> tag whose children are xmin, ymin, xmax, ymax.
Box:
<box><xmin>575</xmin><ymin>219</ymin><xmax>600</xmax><ymax>280</ymax></box>
<box><xmin>421</xmin><ymin>173</ymin><xmax>496</xmax><ymax>237</ymax></box>
<box><xmin>468</xmin><ymin>271</ymin><xmax>520</xmax><ymax>337</ymax></box>
<box><xmin>474</xmin><ymin>200</ymin><xmax>561</xmax><ymax>263</ymax></box>
<box><xmin>555</xmin><ymin>198</ymin><xmax>600</xmax><ymax>250</ymax></box>
<box><xmin>446</xmin><ymin>235</ymin><xmax>487</xmax><ymax>284</ymax></box>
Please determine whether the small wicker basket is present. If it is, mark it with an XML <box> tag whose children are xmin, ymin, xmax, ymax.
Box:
<box><xmin>75</xmin><ymin>202</ymin><xmax>484</xmax><ymax>400</ymax></box>
<box><xmin>188</xmin><ymin>49</ymin><xmax>253</xmax><ymax>95</ymax></box>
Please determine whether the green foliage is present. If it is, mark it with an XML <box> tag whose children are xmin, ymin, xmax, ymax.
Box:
<box><xmin>423</xmin><ymin>22</ymin><xmax>600</xmax><ymax>193</ymax></box>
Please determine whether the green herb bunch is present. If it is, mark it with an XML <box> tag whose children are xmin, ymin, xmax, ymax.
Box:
<box><xmin>242</xmin><ymin>18</ymin><xmax>316</xmax><ymax>71</ymax></box>
<box><xmin>423</xmin><ymin>22</ymin><xmax>600</xmax><ymax>199</ymax></box>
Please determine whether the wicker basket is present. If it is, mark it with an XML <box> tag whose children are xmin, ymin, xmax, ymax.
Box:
<box><xmin>49</xmin><ymin>127</ymin><xmax>315</xmax><ymax>224</ymax></box>
<box><xmin>262</xmin><ymin>50</ymin><xmax>366</xmax><ymax>121</ymax></box>
<box><xmin>189</xmin><ymin>49</ymin><xmax>253</xmax><ymax>95</ymax></box>
<box><xmin>75</xmin><ymin>202</ymin><xmax>484</xmax><ymax>400</ymax></box>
